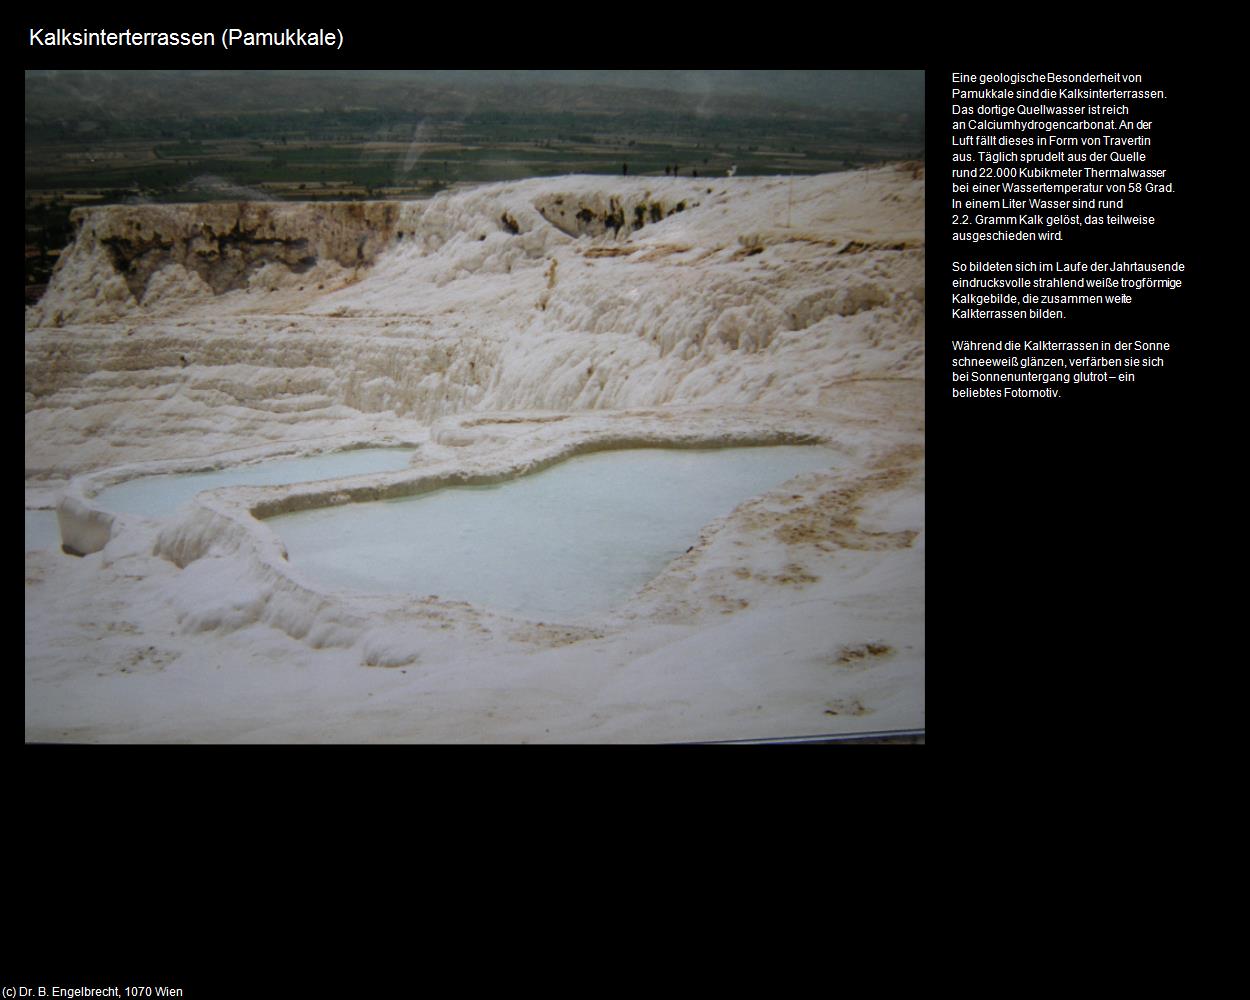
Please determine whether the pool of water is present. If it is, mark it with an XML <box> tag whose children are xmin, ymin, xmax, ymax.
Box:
<box><xmin>92</xmin><ymin>448</ymin><xmax>414</xmax><ymax>518</ymax></box>
<box><xmin>25</xmin><ymin>510</ymin><xmax>62</xmax><ymax>551</ymax></box>
<box><xmin>269</xmin><ymin>445</ymin><xmax>839</xmax><ymax>620</ymax></box>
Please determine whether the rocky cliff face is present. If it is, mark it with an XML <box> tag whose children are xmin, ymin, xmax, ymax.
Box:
<box><xmin>533</xmin><ymin>190</ymin><xmax>693</xmax><ymax>239</ymax></box>
<box><xmin>27</xmin><ymin>201</ymin><xmax>412</xmax><ymax>326</ymax></box>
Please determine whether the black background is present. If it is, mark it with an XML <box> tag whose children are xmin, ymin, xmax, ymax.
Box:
<box><xmin>20</xmin><ymin>12</ymin><xmax>1216</xmax><ymax>982</ymax></box>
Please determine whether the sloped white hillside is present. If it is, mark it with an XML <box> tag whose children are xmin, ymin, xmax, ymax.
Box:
<box><xmin>25</xmin><ymin>164</ymin><xmax>925</xmax><ymax>743</ymax></box>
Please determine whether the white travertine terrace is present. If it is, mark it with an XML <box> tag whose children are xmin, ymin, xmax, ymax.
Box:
<box><xmin>25</xmin><ymin>164</ymin><xmax>925</xmax><ymax>743</ymax></box>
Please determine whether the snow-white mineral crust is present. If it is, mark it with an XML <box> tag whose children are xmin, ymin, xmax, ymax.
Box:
<box><xmin>25</xmin><ymin>165</ymin><xmax>925</xmax><ymax>743</ymax></box>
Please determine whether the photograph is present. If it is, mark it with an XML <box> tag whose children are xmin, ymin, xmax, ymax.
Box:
<box><xmin>24</xmin><ymin>69</ymin><xmax>926</xmax><ymax>743</ymax></box>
